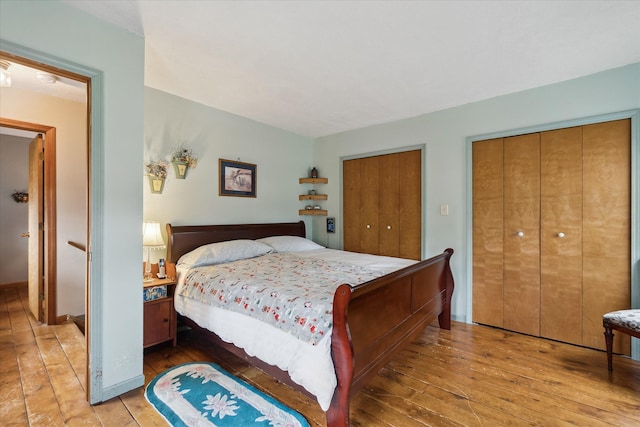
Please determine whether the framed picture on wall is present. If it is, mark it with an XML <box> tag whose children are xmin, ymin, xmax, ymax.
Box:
<box><xmin>219</xmin><ymin>159</ymin><xmax>257</xmax><ymax>197</ymax></box>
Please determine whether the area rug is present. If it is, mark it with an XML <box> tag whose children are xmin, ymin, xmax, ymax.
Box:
<box><xmin>145</xmin><ymin>362</ymin><xmax>310</xmax><ymax>427</ymax></box>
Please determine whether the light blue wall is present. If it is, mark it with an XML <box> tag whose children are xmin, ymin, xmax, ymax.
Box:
<box><xmin>143</xmin><ymin>87</ymin><xmax>314</xmax><ymax>249</ymax></box>
<box><xmin>1</xmin><ymin>0</ymin><xmax>145</xmax><ymax>401</ymax></box>
<box><xmin>314</xmin><ymin>63</ymin><xmax>640</xmax><ymax>324</ymax></box>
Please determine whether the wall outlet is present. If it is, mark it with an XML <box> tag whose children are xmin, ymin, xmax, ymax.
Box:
<box><xmin>440</xmin><ymin>204</ymin><xmax>449</xmax><ymax>216</ymax></box>
<box><xmin>327</xmin><ymin>217</ymin><xmax>335</xmax><ymax>233</ymax></box>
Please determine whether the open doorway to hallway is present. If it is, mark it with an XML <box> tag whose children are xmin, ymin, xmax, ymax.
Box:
<box><xmin>0</xmin><ymin>53</ymin><xmax>90</xmax><ymax>395</ymax></box>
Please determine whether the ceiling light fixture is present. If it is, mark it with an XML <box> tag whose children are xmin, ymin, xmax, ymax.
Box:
<box><xmin>0</xmin><ymin>60</ymin><xmax>11</xmax><ymax>87</ymax></box>
<box><xmin>36</xmin><ymin>71</ymin><xmax>58</xmax><ymax>84</ymax></box>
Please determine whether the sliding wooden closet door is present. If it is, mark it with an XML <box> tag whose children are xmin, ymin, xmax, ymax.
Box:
<box><xmin>582</xmin><ymin>119</ymin><xmax>631</xmax><ymax>354</ymax></box>
<box><xmin>540</xmin><ymin>127</ymin><xmax>583</xmax><ymax>345</ymax></box>
<box><xmin>378</xmin><ymin>153</ymin><xmax>401</xmax><ymax>257</ymax></box>
<box><xmin>503</xmin><ymin>134</ymin><xmax>540</xmax><ymax>336</ymax></box>
<box><xmin>472</xmin><ymin>139</ymin><xmax>504</xmax><ymax>327</ymax></box>
<box><xmin>397</xmin><ymin>150</ymin><xmax>422</xmax><ymax>260</ymax></box>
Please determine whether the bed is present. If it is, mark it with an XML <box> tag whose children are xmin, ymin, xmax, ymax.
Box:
<box><xmin>166</xmin><ymin>221</ymin><xmax>454</xmax><ymax>427</ymax></box>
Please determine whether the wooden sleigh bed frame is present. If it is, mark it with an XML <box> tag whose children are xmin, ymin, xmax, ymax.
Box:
<box><xmin>166</xmin><ymin>221</ymin><xmax>454</xmax><ymax>427</ymax></box>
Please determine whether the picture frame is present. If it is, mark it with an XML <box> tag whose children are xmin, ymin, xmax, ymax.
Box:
<box><xmin>219</xmin><ymin>159</ymin><xmax>257</xmax><ymax>197</ymax></box>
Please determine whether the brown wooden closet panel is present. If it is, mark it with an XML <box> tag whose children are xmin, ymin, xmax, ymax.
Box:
<box><xmin>342</xmin><ymin>157</ymin><xmax>362</xmax><ymax>254</ymax></box>
<box><xmin>582</xmin><ymin>119</ymin><xmax>630</xmax><ymax>353</ymax></box>
<box><xmin>472</xmin><ymin>138</ymin><xmax>504</xmax><ymax>327</ymax></box>
<box><xmin>378</xmin><ymin>153</ymin><xmax>401</xmax><ymax>256</ymax></box>
<box><xmin>540</xmin><ymin>126</ymin><xmax>583</xmax><ymax>345</ymax></box>
<box><xmin>503</xmin><ymin>133</ymin><xmax>541</xmax><ymax>337</ymax></box>
<box><xmin>360</xmin><ymin>156</ymin><xmax>380</xmax><ymax>255</ymax></box>
<box><xmin>397</xmin><ymin>150</ymin><xmax>422</xmax><ymax>260</ymax></box>
<box><xmin>343</xmin><ymin>156</ymin><xmax>380</xmax><ymax>255</ymax></box>
<box><xmin>343</xmin><ymin>150</ymin><xmax>421</xmax><ymax>260</ymax></box>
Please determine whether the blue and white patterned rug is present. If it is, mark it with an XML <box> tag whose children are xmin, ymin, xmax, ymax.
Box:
<box><xmin>145</xmin><ymin>362</ymin><xmax>310</xmax><ymax>427</ymax></box>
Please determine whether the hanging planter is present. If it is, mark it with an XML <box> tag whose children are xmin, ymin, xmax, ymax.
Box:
<box><xmin>145</xmin><ymin>160</ymin><xmax>168</xmax><ymax>194</ymax></box>
<box><xmin>171</xmin><ymin>160</ymin><xmax>190</xmax><ymax>179</ymax></box>
<box><xmin>170</xmin><ymin>145</ymin><xmax>198</xmax><ymax>179</ymax></box>
<box><xmin>148</xmin><ymin>175</ymin><xmax>165</xmax><ymax>194</ymax></box>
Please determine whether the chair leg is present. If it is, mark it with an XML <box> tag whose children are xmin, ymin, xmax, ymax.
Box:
<box><xmin>604</xmin><ymin>325</ymin><xmax>614</xmax><ymax>372</ymax></box>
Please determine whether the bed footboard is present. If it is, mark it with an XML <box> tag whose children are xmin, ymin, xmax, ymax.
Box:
<box><xmin>327</xmin><ymin>248</ymin><xmax>454</xmax><ymax>427</ymax></box>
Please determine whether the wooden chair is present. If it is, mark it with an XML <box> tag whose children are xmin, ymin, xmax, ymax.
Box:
<box><xmin>603</xmin><ymin>309</ymin><xmax>640</xmax><ymax>371</ymax></box>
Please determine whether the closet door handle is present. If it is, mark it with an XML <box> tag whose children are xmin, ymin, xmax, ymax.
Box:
<box><xmin>516</xmin><ymin>231</ymin><xmax>524</xmax><ymax>237</ymax></box>
<box><xmin>387</xmin><ymin>225</ymin><xmax>392</xmax><ymax>230</ymax></box>
<box><xmin>557</xmin><ymin>232</ymin><xmax>565</xmax><ymax>238</ymax></box>
<box><xmin>366</xmin><ymin>224</ymin><xmax>371</xmax><ymax>229</ymax></box>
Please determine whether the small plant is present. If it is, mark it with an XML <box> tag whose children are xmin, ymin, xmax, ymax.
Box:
<box><xmin>171</xmin><ymin>145</ymin><xmax>198</xmax><ymax>169</ymax></box>
<box><xmin>145</xmin><ymin>159</ymin><xmax>169</xmax><ymax>178</ymax></box>
<box><xmin>11</xmin><ymin>191</ymin><xmax>28</xmax><ymax>203</ymax></box>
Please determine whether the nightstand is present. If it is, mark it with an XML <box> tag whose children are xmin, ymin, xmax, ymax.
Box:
<box><xmin>143</xmin><ymin>273</ymin><xmax>177</xmax><ymax>349</ymax></box>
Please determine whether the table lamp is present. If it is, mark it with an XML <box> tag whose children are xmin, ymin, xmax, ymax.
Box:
<box><xmin>143</xmin><ymin>221</ymin><xmax>165</xmax><ymax>282</ymax></box>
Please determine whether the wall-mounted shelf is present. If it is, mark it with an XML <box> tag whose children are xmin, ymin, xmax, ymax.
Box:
<box><xmin>299</xmin><ymin>194</ymin><xmax>328</xmax><ymax>201</ymax></box>
<box><xmin>299</xmin><ymin>177</ymin><xmax>328</xmax><ymax>184</ymax></box>
<box><xmin>299</xmin><ymin>209</ymin><xmax>328</xmax><ymax>216</ymax></box>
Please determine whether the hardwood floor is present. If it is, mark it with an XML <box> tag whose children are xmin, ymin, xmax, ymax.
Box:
<box><xmin>1</xmin><ymin>284</ymin><xmax>639</xmax><ymax>426</ymax></box>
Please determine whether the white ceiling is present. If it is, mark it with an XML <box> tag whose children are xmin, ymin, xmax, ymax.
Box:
<box><xmin>0</xmin><ymin>61</ymin><xmax>87</xmax><ymax>137</ymax></box>
<box><xmin>1</xmin><ymin>61</ymin><xmax>87</xmax><ymax>104</ymax></box>
<box><xmin>57</xmin><ymin>1</ymin><xmax>640</xmax><ymax>137</ymax></box>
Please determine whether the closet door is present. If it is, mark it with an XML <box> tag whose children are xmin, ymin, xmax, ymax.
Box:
<box><xmin>378</xmin><ymin>153</ymin><xmax>400</xmax><ymax>257</ymax></box>
<box><xmin>472</xmin><ymin>138</ymin><xmax>504</xmax><ymax>327</ymax></box>
<box><xmin>397</xmin><ymin>150</ymin><xmax>422</xmax><ymax>260</ymax></box>
<box><xmin>343</xmin><ymin>156</ymin><xmax>380</xmax><ymax>255</ymax></box>
<box><xmin>540</xmin><ymin>127</ymin><xmax>583</xmax><ymax>345</ymax></box>
<box><xmin>503</xmin><ymin>134</ymin><xmax>540</xmax><ymax>336</ymax></box>
<box><xmin>343</xmin><ymin>158</ymin><xmax>363</xmax><ymax>253</ymax></box>
<box><xmin>582</xmin><ymin>119</ymin><xmax>631</xmax><ymax>354</ymax></box>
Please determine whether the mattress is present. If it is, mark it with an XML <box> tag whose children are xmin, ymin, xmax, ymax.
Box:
<box><xmin>174</xmin><ymin>248</ymin><xmax>415</xmax><ymax>410</ymax></box>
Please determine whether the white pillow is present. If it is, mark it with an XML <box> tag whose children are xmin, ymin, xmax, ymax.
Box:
<box><xmin>177</xmin><ymin>239</ymin><xmax>273</xmax><ymax>268</ymax></box>
<box><xmin>256</xmin><ymin>235</ymin><xmax>325</xmax><ymax>252</ymax></box>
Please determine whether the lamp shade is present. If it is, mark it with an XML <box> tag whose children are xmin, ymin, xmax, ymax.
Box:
<box><xmin>142</xmin><ymin>221</ymin><xmax>165</xmax><ymax>247</ymax></box>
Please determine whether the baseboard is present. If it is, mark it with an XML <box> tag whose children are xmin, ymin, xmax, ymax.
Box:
<box><xmin>0</xmin><ymin>281</ymin><xmax>28</xmax><ymax>289</ymax></box>
<box><xmin>99</xmin><ymin>374</ymin><xmax>145</xmax><ymax>403</ymax></box>
<box><xmin>451</xmin><ymin>313</ymin><xmax>466</xmax><ymax>323</ymax></box>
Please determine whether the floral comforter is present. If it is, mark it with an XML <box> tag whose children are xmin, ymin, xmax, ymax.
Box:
<box><xmin>179</xmin><ymin>253</ymin><xmax>386</xmax><ymax>345</ymax></box>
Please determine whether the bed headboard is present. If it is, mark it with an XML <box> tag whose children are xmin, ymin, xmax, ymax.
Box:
<box><xmin>166</xmin><ymin>221</ymin><xmax>306</xmax><ymax>264</ymax></box>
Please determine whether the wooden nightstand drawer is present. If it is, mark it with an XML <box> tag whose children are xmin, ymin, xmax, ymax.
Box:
<box><xmin>143</xmin><ymin>297</ymin><xmax>175</xmax><ymax>347</ymax></box>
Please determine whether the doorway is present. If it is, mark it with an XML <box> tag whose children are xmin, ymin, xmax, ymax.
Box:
<box><xmin>0</xmin><ymin>52</ymin><xmax>91</xmax><ymax>397</ymax></box>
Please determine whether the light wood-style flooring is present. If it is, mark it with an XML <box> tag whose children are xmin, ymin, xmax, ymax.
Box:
<box><xmin>2</xmin><ymin>285</ymin><xmax>639</xmax><ymax>426</ymax></box>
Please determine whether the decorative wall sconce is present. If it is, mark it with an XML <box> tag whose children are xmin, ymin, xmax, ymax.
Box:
<box><xmin>171</xmin><ymin>145</ymin><xmax>198</xmax><ymax>179</ymax></box>
<box><xmin>11</xmin><ymin>191</ymin><xmax>28</xmax><ymax>203</ymax></box>
<box><xmin>145</xmin><ymin>160</ymin><xmax>168</xmax><ymax>194</ymax></box>
<box><xmin>148</xmin><ymin>176</ymin><xmax>165</xmax><ymax>194</ymax></box>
